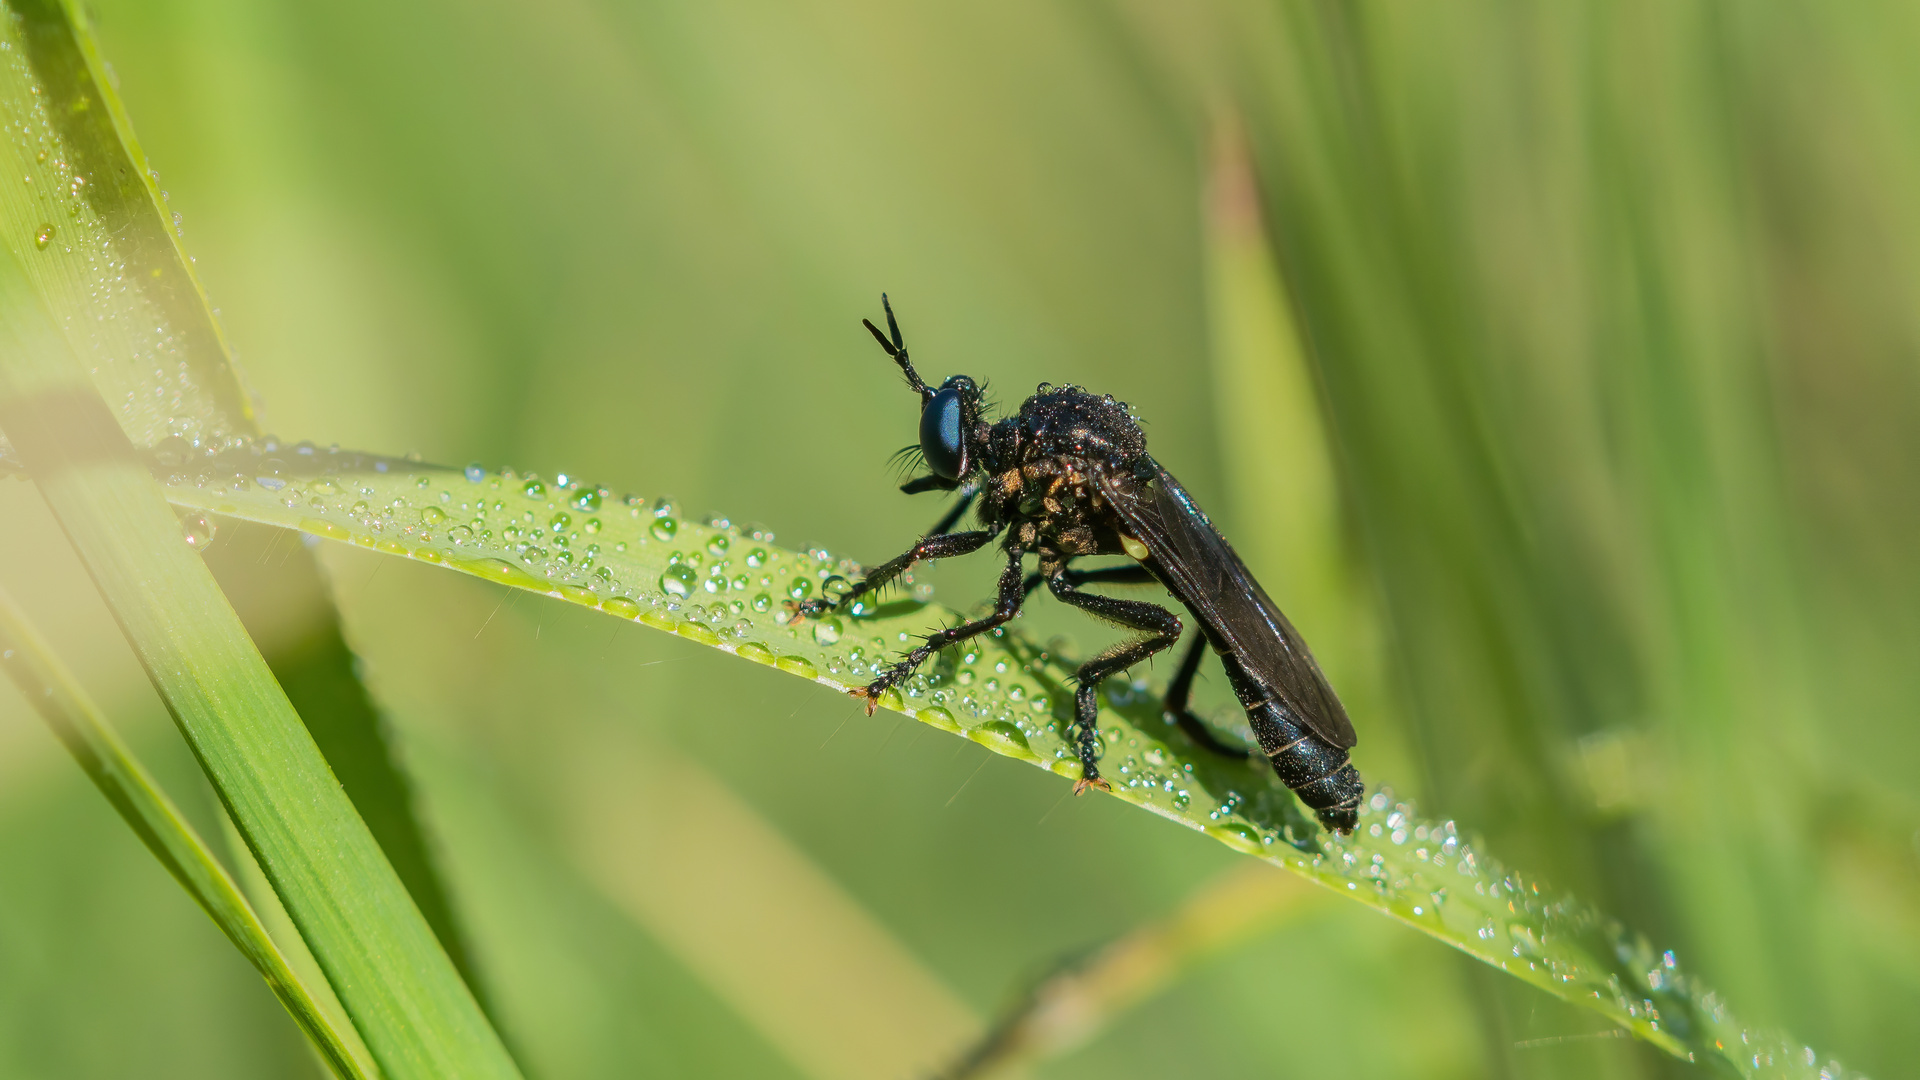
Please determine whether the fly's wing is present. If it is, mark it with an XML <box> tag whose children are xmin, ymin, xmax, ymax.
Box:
<box><xmin>1096</xmin><ymin>459</ymin><xmax>1357</xmax><ymax>748</ymax></box>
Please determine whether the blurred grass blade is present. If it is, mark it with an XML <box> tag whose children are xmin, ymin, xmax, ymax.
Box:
<box><xmin>0</xmin><ymin>0</ymin><xmax>252</xmax><ymax>450</ymax></box>
<box><xmin>942</xmin><ymin>863</ymin><xmax>1325</xmax><ymax>1080</ymax></box>
<box><xmin>0</xmin><ymin>255</ymin><xmax>519</xmax><ymax>1077</ymax></box>
<box><xmin>158</xmin><ymin>450</ymin><xmax>1859</xmax><ymax>1078</ymax></box>
<box><xmin>1213</xmin><ymin>7</ymin><xmax>1894</xmax><ymax>1074</ymax></box>
<box><xmin>0</xmin><ymin>588</ymin><xmax>378</xmax><ymax>1080</ymax></box>
<box><xmin>0</xmin><ymin>0</ymin><xmax>487</xmax><ymax>1000</ymax></box>
<box><xmin>558</xmin><ymin>727</ymin><xmax>982</xmax><ymax>1080</ymax></box>
<box><xmin>1201</xmin><ymin>113</ymin><xmax>1351</xmax><ymax>655</ymax></box>
<box><xmin>203</xmin><ymin>522</ymin><xmax>493</xmax><ymax>1014</ymax></box>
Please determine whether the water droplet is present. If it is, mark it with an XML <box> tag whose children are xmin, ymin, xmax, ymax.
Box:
<box><xmin>661</xmin><ymin>564</ymin><xmax>697</xmax><ymax>597</ymax></box>
<box><xmin>707</xmin><ymin>534</ymin><xmax>730</xmax><ymax>557</ymax></box>
<box><xmin>1206</xmin><ymin>822</ymin><xmax>1264</xmax><ymax>854</ymax></box>
<box><xmin>448</xmin><ymin>525</ymin><xmax>474</xmax><ymax>544</ymax></box>
<box><xmin>601</xmin><ymin>596</ymin><xmax>641</xmax><ymax>619</ymax></box>
<box><xmin>574</xmin><ymin>489</ymin><xmax>603</xmax><ymax>511</ymax></box>
<box><xmin>788</xmin><ymin>577</ymin><xmax>813</xmax><ymax>600</ymax></box>
<box><xmin>33</xmin><ymin>223</ymin><xmax>53</xmax><ymax>249</ymax></box>
<box><xmin>182</xmin><ymin>513</ymin><xmax>216</xmax><ymax>549</ymax></box>
<box><xmin>420</xmin><ymin>506</ymin><xmax>448</xmax><ymax>525</ymax></box>
<box><xmin>651</xmin><ymin>518</ymin><xmax>678</xmax><ymax>541</ymax></box>
<box><xmin>917</xmin><ymin>705</ymin><xmax>959</xmax><ymax>731</ymax></box>
<box><xmin>736</xmin><ymin>641</ymin><xmax>775</xmax><ymax>664</ymax></box>
<box><xmin>812</xmin><ymin>618</ymin><xmax>843</xmax><ymax>645</ymax></box>
<box><xmin>967</xmin><ymin>720</ymin><xmax>1033</xmax><ymax>759</ymax></box>
<box><xmin>746</xmin><ymin>547</ymin><xmax>767</xmax><ymax>568</ymax></box>
<box><xmin>464</xmin><ymin>463</ymin><xmax>485</xmax><ymax>483</ymax></box>
<box><xmin>548</xmin><ymin>511</ymin><xmax>571</xmax><ymax>532</ymax></box>
<box><xmin>583</xmin><ymin>518</ymin><xmax>602</xmax><ymax>534</ymax></box>
<box><xmin>522</xmin><ymin>478</ymin><xmax>547</xmax><ymax>499</ymax></box>
<box><xmin>776</xmin><ymin>655</ymin><xmax>817</xmax><ymax>678</ymax></box>
<box><xmin>752</xmin><ymin>592</ymin><xmax>772</xmax><ymax>613</ymax></box>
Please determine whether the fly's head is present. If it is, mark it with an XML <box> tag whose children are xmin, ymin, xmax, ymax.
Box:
<box><xmin>863</xmin><ymin>294</ymin><xmax>993</xmax><ymax>486</ymax></box>
<box><xmin>916</xmin><ymin>374</ymin><xmax>986</xmax><ymax>480</ymax></box>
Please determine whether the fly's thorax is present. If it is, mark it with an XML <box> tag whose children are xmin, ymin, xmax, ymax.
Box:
<box><xmin>1014</xmin><ymin>385</ymin><xmax>1148</xmax><ymax>465</ymax></box>
<box><xmin>1014</xmin><ymin>461</ymin><xmax>1101</xmax><ymax>514</ymax></box>
<box><xmin>1035</xmin><ymin>472</ymin><xmax>1127</xmax><ymax>556</ymax></box>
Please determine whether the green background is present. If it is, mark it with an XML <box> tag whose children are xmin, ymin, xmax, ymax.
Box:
<box><xmin>2</xmin><ymin>2</ymin><xmax>1915</xmax><ymax>1078</ymax></box>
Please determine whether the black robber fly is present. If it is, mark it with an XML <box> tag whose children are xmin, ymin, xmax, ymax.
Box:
<box><xmin>793</xmin><ymin>296</ymin><xmax>1363</xmax><ymax>832</ymax></box>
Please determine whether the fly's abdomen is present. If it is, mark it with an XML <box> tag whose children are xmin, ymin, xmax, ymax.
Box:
<box><xmin>1223</xmin><ymin>657</ymin><xmax>1363</xmax><ymax>832</ymax></box>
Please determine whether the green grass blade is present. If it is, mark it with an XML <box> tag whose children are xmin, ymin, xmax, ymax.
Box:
<box><xmin>0</xmin><ymin>0</ymin><xmax>253</xmax><ymax>448</ymax></box>
<box><xmin>202</xmin><ymin>522</ymin><xmax>494</xmax><ymax>1017</ymax></box>
<box><xmin>0</xmin><ymin>256</ymin><xmax>519</xmax><ymax>1078</ymax></box>
<box><xmin>157</xmin><ymin>447</ymin><xmax>1857</xmax><ymax>1078</ymax></box>
<box><xmin>0</xmin><ymin>0</ymin><xmax>489</xmax><ymax>1001</ymax></box>
<box><xmin>0</xmin><ymin>588</ymin><xmax>378</xmax><ymax>1080</ymax></box>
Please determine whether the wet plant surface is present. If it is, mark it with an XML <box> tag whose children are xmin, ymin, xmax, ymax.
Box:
<box><xmin>151</xmin><ymin>442</ymin><xmax>1861</xmax><ymax>1079</ymax></box>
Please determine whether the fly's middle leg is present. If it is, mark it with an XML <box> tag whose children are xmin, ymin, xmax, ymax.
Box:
<box><xmin>1045</xmin><ymin>566</ymin><xmax>1182</xmax><ymax>794</ymax></box>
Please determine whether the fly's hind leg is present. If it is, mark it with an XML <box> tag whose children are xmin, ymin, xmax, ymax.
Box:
<box><xmin>1046</xmin><ymin>567</ymin><xmax>1183</xmax><ymax>794</ymax></box>
<box><xmin>1162</xmin><ymin>634</ymin><xmax>1253</xmax><ymax>760</ymax></box>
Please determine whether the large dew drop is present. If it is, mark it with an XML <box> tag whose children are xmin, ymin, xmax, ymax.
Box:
<box><xmin>181</xmin><ymin>513</ymin><xmax>217</xmax><ymax>550</ymax></box>
<box><xmin>660</xmin><ymin>564</ymin><xmax>697</xmax><ymax>598</ymax></box>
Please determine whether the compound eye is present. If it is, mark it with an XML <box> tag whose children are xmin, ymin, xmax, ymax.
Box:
<box><xmin>919</xmin><ymin>386</ymin><xmax>968</xmax><ymax>480</ymax></box>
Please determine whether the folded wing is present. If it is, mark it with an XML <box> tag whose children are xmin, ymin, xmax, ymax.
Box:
<box><xmin>1096</xmin><ymin>459</ymin><xmax>1356</xmax><ymax>749</ymax></box>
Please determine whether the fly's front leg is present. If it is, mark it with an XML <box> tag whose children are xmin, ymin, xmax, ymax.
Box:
<box><xmin>1045</xmin><ymin>568</ymin><xmax>1183</xmax><ymax>794</ymax></box>
<box><xmin>848</xmin><ymin>544</ymin><xmax>1027</xmax><ymax>714</ymax></box>
<box><xmin>1162</xmin><ymin>634</ymin><xmax>1252</xmax><ymax>760</ymax></box>
<box><xmin>790</xmin><ymin>491</ymin><xmax>980</xmax><ymax>621</ymax></box>
<box><xmin>790</xmin><ymin>528</ymin><xmax>993</xmax><ymax>621</ymax></box>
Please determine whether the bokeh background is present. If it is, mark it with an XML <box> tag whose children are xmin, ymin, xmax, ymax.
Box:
<box><xmin>3</xmin><ymin>2</ymin><xmax>1918</xmax><ymax>1078</ymax></box>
